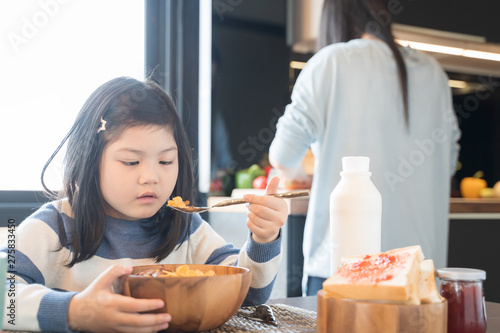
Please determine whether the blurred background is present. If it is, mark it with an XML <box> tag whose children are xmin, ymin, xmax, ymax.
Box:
<box><xmin>1</xmin><ymin>0</ymin><xmax>499</xmax><ymax>194</ymax></box>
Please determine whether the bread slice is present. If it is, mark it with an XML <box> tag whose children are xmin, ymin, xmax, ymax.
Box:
<box><xmin>340</xmin><ymin>245</ymin><xmax>425</xmax><ymax>265</ymax></box>
<box><xmin>323</xmin><ymin>245</ymin><xmax>423</xmax><ymax>305</ymax></box>
<box><xmin>419</xmin><ymin>259</ymin><xmax>444</xmax><ymax>304</ymax></box>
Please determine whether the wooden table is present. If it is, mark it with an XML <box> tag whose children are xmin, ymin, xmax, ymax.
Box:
<box><xmin>3</xmin><ymin>296</ymin><xmax>499</xmax><ymax>332</ymax></box>
<box><xmin>268</xmin><ymin>296</ymin><xmax>500</xmax><ymax>333</ymax></box>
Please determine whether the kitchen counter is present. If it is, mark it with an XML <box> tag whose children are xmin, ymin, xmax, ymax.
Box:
<box><xmin>449</xmin><ymin>198</ymin><xmax>500</xmax><ymax>219</ymax></box>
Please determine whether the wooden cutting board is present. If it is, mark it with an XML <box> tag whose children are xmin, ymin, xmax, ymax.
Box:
<box><xmin>317</xmin><ymin>290</ymin><xmax>447</xmax><ymax>333</ymax></box>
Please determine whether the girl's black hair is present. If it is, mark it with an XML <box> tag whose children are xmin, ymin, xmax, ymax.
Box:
<box><xmin>318</xmin><ymin>0</ymin><xmax>409</xmax><ymax>126</ymax></box>
<box><xmin>41</xmin><ymin>77</ymin><xmax>194</xmax><ymax>267</ymax></box>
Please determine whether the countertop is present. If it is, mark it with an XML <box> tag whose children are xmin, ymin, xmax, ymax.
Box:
<box><xmin>449</xmin><ymin>197</ymin><xmax>500</xmax><ymax>213</ymax></box>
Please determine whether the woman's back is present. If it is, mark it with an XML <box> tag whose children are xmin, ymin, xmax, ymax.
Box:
<box><xmin>270</xmin><ymin>38</ymin><xmax>460</xmax><ymax>277</ymax></box>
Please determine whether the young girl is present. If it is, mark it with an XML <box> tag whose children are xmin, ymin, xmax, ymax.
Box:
<box><xmin>3</xmin><ymin>77</ymin><xmax>288</xmax><ymax>332</ymax></box>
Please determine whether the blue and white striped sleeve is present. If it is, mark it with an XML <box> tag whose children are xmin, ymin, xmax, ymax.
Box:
<box><xmin>238</xmin><ymin>232</ymin><xmax>282</xmax><ymax>305</ymax></box>
<box><xmin>1</xmin><ymin>202</ymin><xmax>77</xmax><ymax>333</ymax></box>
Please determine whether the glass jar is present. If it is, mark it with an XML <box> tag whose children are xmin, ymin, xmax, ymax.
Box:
<box><xmin>437</xmin><ymin>268</ymin><xmax>487</xmax><ymax>333</ymax></box>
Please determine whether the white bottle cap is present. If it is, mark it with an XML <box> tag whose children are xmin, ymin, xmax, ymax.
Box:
<box><xmin>342</xmin><ymin>156</ymin><xmax>370</xmax><ymax>172</ymax></box>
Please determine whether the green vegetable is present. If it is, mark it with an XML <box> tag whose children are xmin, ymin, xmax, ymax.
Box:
<box><xmin>235</xmin><ymin>164</ymin><xmax>265</xmax><ymax>189</ymax></box>
<box><xmin>235</xmin><ymin>169</ymin><xmax>253</xmax><ymax>188</ymax></box>
<box><xmin>248</xmin><ymin>164</ymin><xmax>265</xmax><ymax>179</ymax></box>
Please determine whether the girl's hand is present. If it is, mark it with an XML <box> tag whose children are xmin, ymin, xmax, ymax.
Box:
<box><xmin>244</xmin><ymin>176</ymin><xmax>288</xmax><ymax>243</ymax></box>
<box><xmin>68</xmin><ymin>265</ymin><xmax>171</xmax><ymax>333</ymax></box>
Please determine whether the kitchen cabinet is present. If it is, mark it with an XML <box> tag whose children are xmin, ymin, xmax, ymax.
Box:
<box><xmin>448</xmin><ymin>198</ymin><xmax>500</xmax><ymax>303</ymax></box>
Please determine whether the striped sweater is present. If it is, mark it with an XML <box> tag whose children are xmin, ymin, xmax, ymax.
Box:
<box><xmin>0</xmin><ymin>200</ymin><xmax>282</xmax><ymax>332</ymax></box>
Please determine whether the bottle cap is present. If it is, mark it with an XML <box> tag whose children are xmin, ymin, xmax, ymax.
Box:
<box><xmin>342</xmin><ymin>156</ymin><xmax>370</xmax><ymax>172</ymax></box>
<box><xmin>436</xmin><ymin>267</ymin><xmax>486</xmax><ymax>281</ymax></box>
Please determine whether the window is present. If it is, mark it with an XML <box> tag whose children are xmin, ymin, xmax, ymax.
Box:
<box><xmin>0</xmin><ymin>0</ymin><xmax>144</xmax><ymax>190</ymax></box>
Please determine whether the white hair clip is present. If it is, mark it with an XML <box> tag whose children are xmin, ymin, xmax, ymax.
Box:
<box><xmin>97</xmin><ymin>117</ymin><xmax>107</xmax><ymax>133</ymax></box>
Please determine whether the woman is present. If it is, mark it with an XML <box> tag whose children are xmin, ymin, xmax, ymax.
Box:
<box><xmin>269</xmin><ymin>0</ymin><xmax>460</xmax><ymax>295</ymax></box>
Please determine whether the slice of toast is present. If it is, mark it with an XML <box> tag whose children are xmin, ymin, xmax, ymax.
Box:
<box><xmin>323</xmin><ymin>245</ymin><xmax>423</xmax><ymax>305</ymax></box>
<box><xmin>419</xmin><ymin>259</ymin><xmax>444</xmax><ymax>304</ymax></box>
<box><xmin>340</xmin><ymin>245</ymin><xmax>425</xmax><ymax>265</ymax></box>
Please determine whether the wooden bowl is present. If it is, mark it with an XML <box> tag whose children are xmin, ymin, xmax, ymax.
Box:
<box><xmin>317</xmin><ymin>290</ymin><xmax>447</xmax><ymax>333</ymax></box>
<box><xmin>118</xmin><ymin>264</ymin><xmax>252</xmax><ymax>332</ymax></box>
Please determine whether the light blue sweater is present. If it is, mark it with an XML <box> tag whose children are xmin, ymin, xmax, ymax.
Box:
<box><xmin>1</xmin><ymin>200</ymin><xmax>282</xmax><ymax>332</ymax></box>
<box><xmin>270</xmin><ymin>39</ymin><xmax>460</xmax><ymax>289</ymax></box>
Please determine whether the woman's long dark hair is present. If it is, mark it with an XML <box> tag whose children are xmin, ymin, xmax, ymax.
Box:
<box><xmin>41</xmin><ymin>77</ymin><xmax>194</xmax><ymax>267</ymax></box>
<box><xmin>318</xmin><ymin>0</ymin><xmax>409</xmax><ymax>126</ymax></box>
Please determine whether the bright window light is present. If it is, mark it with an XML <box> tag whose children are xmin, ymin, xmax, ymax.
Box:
<box><xmin>0</xmin><ymin>0</ymin><xmax>144</xmax><ymax>191</ymax></box>
<box><xmin>198</xmin><ymin>0</ymin><xmax>212</xmax><ymax>194</ymax></box>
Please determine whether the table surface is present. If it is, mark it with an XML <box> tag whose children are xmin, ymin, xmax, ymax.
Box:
<box><xmin>3</xmin><ymin>296</ymin><xmax>499</xmax><ymax>332</ymax></box>
<box><xmin>268</xmin><ymin>296</ymin><xmax>500</xmax><ymax>333</ymax></box>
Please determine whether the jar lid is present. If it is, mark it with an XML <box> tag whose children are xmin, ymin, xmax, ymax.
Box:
<box><xmin>436</xmin><ymin>267</ymin><xmax>486</xmax><ymax>281</ymax></box>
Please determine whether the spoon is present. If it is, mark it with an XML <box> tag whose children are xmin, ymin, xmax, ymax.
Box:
<box><xmin>167</xmin><ymin>190</ymin><xmax>310</xmax><ymax>213</ymax></box>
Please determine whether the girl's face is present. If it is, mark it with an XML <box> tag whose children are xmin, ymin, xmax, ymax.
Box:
<box><xmin>99</xmin><ymin>125</ymin><xmax>178</xmax><ymax>220</ymax></box>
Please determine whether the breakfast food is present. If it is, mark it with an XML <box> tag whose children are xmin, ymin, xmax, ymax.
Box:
<box><xmin>323</xmin><ymin>245</ymin><xmax>442</xmax><ymax>305</ymax></box>
<box><xmin>319</xmin><ymin>246</ymin><xmax>446</xmax><ymax>333</ymax></box>
<box><xmin>137</xmin><ymin>264</ymin><xmax>216</xmax><ymax>277</ymax></box>
<box><xmin>121</xmin><ymin>264</ymin><xmax>251</xmax><ymax>331</ymax></box>
<box><xmin>167</xmin><ymin>196</ymin><xmax>191</xmax><ymax>208</ymax></box>
<box><xmin>418</xmin><ymin>259</ymin><xmax>444</xmax><ymax>304</ymax></box>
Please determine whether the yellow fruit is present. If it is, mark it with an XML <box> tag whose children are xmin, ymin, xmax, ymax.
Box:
<box><xmin>480</xmin><ymin>188</ymin><xmax>494</xmax><ymax>198</ymax></box>
<box><xmin>460</xmin><ymin>171</ymin><xmax>487</xmax><ymax>198</ymax></box>
<box><xmin>493</xmin><ymin>181</ymin><xmax>500</xmax><ymax>199</ymax></box>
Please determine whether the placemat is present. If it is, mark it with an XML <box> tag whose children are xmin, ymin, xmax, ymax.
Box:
<box><xmin>204</xmin><ymin>304</ymin><xmax>317</xmax><ymax>333</ymax></box>
<box><xmin>2</xmin><ymin>304</ymin><xmax>317</xmax><ymax>333</ymax></box>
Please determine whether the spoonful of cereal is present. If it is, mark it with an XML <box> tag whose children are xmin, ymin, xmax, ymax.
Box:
<box><xmin>167</xmin><ymin>190</ymin><xmax>310</xmax><ymax>214</ymax></box>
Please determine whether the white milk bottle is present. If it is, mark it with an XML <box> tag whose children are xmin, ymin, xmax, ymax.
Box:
<box><xmin>330</xmin><ymin>156</ymin><xmax>382</xmax><ymax>275</ymax></box>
